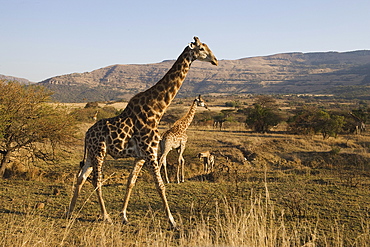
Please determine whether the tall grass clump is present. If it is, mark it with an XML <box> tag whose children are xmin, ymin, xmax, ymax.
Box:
<box><xmin>1</xmin><ymin>183</ymin><xmax>369</xmax><ymax>246</ymax></box>
<box><xmin>0</xmin><ymin>208</ymin><xmax>59</xmax><ymax>246</ymax></box>
<box><xmin>176</xmin><ymin>185</ymin><xmax>314</xmax><ymax>247</ymax></box>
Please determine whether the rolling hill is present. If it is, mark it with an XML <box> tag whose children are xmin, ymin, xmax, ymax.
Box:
<box><xmin>0</xmin><ymin>74</ymin><xmax>32</xmax><ymax>84</ymax></box>
<box><xmin>36</xmin><ymin>50</ymin><xmax>370</xmax><ymax>102</ymax></box>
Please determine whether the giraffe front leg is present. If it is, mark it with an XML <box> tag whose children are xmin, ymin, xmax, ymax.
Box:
<box><xmin>121</xmin><ymin>159</ymin><xmax>145</xmax><ymax>224</ymax></box>
<box><xmin>92</xmin><ymin>159</ymin><xmax>112</xmax><ymax>223</ymax></box>
<box><xmin>203</xmin><ymin>157</ymin><xmax>208</xmax><ymax>174</ymax></box>
<box><xmin>67</xmin><ymin>162</ymin><xmax>93</xmax><ymax>218</ymax></box>
<box><xmin>177</xmin><ymin>156</ymin><xmax>185</xmax><ymax>184</ymax></box>
<box><xmin>93</xmin><ymin>180</ymin><xmax>112</xmax><ymax>223</ymax></box>
<box><xmin>177</xmin><ymin>145</ymin><xmax>185</xmax><ymax>183</ymax></box>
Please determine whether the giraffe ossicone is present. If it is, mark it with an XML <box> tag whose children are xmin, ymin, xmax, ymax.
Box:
<box><xmin>66</xmin><ymin>37</ymin><xmax>217</xmax><ymax>229</ymax></box>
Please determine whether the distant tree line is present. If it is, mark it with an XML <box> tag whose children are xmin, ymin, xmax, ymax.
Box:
<box><xmin>194</xmin><ymin>95</ymin><xmax>369</xmax><ymax>139</ymax></box>
<box><xmin>242</xmin><ymin>96</ymin><xmax>368</xmax><ymax>138</ymax></box>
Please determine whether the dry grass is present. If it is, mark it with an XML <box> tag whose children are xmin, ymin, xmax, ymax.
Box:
<box><xmin>2</xmin><ymin>99</ymin><xmax>370</xmax><ymax>246</ymax></box>
<box><xmin>3</xmin><ymin>181</ymin><xmax>368</xmax><ymax>247</ymax></box>
<box><xmin>53</xmin><ymin>102</ymin><xmax>128</xmax><ymax>112</ymax></box>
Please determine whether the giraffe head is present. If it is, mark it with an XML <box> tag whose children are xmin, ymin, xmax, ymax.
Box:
<box><xmin>189</xmin><ymin>37</ymin><xmax>218</xmax><ymax>66</ymax></box>
<box><xmin>196</xmin><ymin>95</ymin><xmax>208</xmax><ymax>109</ymax></box>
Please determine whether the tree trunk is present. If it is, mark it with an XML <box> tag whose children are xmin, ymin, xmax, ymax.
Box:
<box><xmin>0</xmin><ymin>150</ymin><xmax>11</xmax><ymax>178</ymax></box>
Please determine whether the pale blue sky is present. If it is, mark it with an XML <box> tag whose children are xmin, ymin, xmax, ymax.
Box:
<box><xmin>1</xmin><ymin>0</ymin><xmax>369</xmax><ymax>82</ymax></box>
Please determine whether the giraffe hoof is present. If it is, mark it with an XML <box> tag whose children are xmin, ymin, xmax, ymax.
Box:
<box><xmin>101</xmin><ymin>214</ymin><xmax>113</xmax><ymax>224</ymax></box>
<box><xmin>122</xmin><ymin>216</ymin><xmax>129</xmax><ymax>225</ymax></box>
<box><xmin>65</xmin><ymin>211</ymin><xmax>72</xmax><ymax>219</ymax></box>
<box><xmin>169</xmin><ymin>222</ymin><xmax>180</xmax><ymax>231</ymax></box>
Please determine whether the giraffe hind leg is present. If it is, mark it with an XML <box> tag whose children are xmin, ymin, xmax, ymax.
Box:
<box><xmin>80</xmin><ymin>160</ymin><xmax>92</xmax><ymax>183</ymax></box>
<box><xmin>150</xmin><ymin>161</ymin><xmax>177</xmax><ymax>229</ymax></box>
<box><xmin>121</xmin><ymin>159</ymin><xmax>145</xmax><ymax>224</ymax></box>
<box><xmin>159</xmin><ymin>148</ymin><xmax>171</xmax><ymax>184</ymax></box>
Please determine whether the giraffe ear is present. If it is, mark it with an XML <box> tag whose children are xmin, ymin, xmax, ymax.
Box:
<box><xmin>188</xmin><ymin>42</ymin><xmax>195</xmax><ymax>49</ymax></box>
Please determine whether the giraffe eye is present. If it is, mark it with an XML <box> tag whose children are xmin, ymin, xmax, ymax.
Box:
<box><xmin>199</xmin><ymin>47</ymin><xmax>205</xmax><ymax>51</ymax></box>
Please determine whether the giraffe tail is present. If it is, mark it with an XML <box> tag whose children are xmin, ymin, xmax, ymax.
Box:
<box><xmin>79</xmin><ymin>161</ymin><xmax>85</xmax><ymax>168</ymax></box>
<box><xmin>79</xmin><ymin>137</ymin><xmax>88</xmax><ymax>169</ymax></box>
<box><xmin>79</xmin><ymin>140</ymin><xmax>92</xmax><ymax>182</ymax></box>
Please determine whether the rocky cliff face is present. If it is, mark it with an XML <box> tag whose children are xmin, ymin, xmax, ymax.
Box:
<box><xmin>38</xmin><ymin>50</ymin><xmax>370</xmax><ymax>102</ymax></box>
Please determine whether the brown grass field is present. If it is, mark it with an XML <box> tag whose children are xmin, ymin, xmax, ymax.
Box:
<box><xmin>1</xmin><ymin>97</ymin><xmax>370</xmax><ymax>246</ymax></box>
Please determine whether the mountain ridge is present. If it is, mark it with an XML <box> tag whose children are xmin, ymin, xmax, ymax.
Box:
<box><xmin>0</xmin><ymin>75</ymin><xmax>33</xmax><ymax>84</ymax></box>
<box><xmin>6</xmin><ymin>50</ymin><xmax>370</xmax><ymax>102</ymax></box>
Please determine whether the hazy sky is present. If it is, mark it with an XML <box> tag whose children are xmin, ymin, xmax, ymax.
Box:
<box><xmin>1</xmin><ymin>0</ymin><xmax>370</xmax><ymax>82</ymax></box>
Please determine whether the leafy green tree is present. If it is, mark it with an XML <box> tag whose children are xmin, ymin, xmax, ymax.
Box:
<box><xmin>321</xmin><ymin>114</ymin><xmax>345</xmax><ymax>139</ymax></box>
<box><xmin>287</xmin><ymin>106</ymin><xmax>345</xmax><ymax>139</ymax></box>
<box><xmin>315</xmin><ymin>110</ymin><xmax>345</xmax><ymax>139</ymax></box>
<box><xmin>245</xmin><ymin>96</ymin><xmax>284</xmax><ymax>133</ymax></box>
<box><xmin>0</xmin><ymin>80</ymin><xmax>77</xmax><ymax>177</ymax></box>
<box><xmin>287</xmin><ymin>106</ymin><xmax>317</xmax><ymax>135</ymax></box>
<box><xmin>245</xmin><ymin>104</ymin><xmax>283</xmax><ymax>133</ymax></box>
<box><xmin>254</xmin><ymin>95</ymin><xmax>277</xmax><ymax>108</ymax></box>
<box><xmin>212</xmin><ymin>109</ymin><xmax>236</xmax><ymax>130</ymax></box>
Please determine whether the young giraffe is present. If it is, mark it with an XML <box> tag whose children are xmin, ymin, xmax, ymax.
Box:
<box><xmin>159</xmin><ymin>95</ymin><xmax>208</xmax><ymax>184</ymax></box>
<box><xmin>67</xmin><ymin>37</ymin><xmax>217</xmax><ymax>229</ymax></box>
<box><xmin>197</xmin><ymin>151</ymin><xmax>215</xmax><ymax>174</ymax></box>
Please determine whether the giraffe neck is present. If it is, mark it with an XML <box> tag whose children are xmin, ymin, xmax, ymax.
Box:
<box><xmin>152</xmin><ymin>47</ymin><xmax>193</xmax><ymax>107</ymax></box>
<box><xmin>173</xmin><ymin>99</ymin><xmax>198</xmax><ymax>130</ymax></box>
<box><xmin>123</xmin><ymin>46</ymin><xmax>194</xmax><ymax>122</ymax></box>
<box><xmin>350</xmin><ymin>113</ymin><xmax>362</xmax><ymax>122</ymax></box>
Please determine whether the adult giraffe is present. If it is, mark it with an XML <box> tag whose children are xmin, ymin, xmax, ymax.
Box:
<box><xmin>66</xmin><ymin>37</ymin><xmax>218</xmax><ymax>229</ymax></box>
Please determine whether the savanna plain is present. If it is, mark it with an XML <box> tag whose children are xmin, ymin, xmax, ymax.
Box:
<box><xmin>1</xmin><ymin>96</ymin><xmax>370</xmax><ymax>247</ymax></box>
